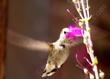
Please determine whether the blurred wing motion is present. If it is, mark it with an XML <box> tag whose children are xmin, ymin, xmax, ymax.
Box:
<box><xmin>7</xmin><ymin>30</ymin><xmax>49</xmax><ymax>52</ymax></box>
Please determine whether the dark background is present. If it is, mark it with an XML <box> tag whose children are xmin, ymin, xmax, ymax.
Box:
<box><xmin>6</xmin><ymin>0</ymin><xmax>110</xmax><ymax>79</ymax></box>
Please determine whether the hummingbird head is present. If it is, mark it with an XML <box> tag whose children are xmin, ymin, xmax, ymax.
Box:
<box><xmin>59</xmin><ymin>27</ymin><xmax>75</xmax><ymax>46</ymax></box>
<box><xmin>59</xmin><ymin>28</ymin><xmax>69</xmax><ymax>39</ymax></box>
<box><xmin>58</xmin><ymin>28</ymin><xmax>73</xmax><ymax>47</ymax></box>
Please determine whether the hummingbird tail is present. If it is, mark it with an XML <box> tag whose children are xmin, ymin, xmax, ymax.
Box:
<box><xmin>42</xmin><ymin>66</ymin><xmax>58</xmax><ymax>77</ymax></box>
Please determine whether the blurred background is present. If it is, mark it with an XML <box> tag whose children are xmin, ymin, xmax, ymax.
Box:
<box><xmin>0</xmin><ymin>0</ymin><xmax>109</xmax><ymax>79</ymax></box>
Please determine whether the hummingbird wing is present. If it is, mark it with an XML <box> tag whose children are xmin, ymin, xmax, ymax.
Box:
<box><xmin>7</xmin><ymin>30</ymin><xmax>49</xmax><ymax>52</ymax></box>
<box><xmin>42</xmin><ymin>44</ymin><xmax>69</xmax><ymax>77</ymax></box>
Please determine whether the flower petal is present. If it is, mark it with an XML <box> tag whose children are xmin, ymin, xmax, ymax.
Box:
<box><xmin>68</xmin><ymin>25</ymin><xmax>84</xmax><ymax>36</ymax></box>
<box><xmin>73</xmin><ymin>45</ymin><xmax>94</xmax><ymax>74</ymax></box>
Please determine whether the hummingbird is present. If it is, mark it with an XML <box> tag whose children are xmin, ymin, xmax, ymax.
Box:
<box><xmin>42</xmin><ymin>28</ymin><xmax>73</xmax><ymax>77</ymax></box>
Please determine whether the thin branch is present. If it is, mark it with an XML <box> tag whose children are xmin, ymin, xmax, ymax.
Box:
<box><xmin>72</xmin><ymin>0</ymin><xmax>104</xmax><ymax>79</ymax></box>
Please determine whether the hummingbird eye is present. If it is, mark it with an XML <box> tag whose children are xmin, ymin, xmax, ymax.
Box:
<box><xmin>64</xmin><ymin>31</ymin><xmax>67</xmax><ymax>34</ymax></box>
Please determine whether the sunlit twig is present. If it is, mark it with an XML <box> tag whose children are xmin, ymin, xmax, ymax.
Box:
<box><xmin>72</xmin><ymin>0</ymin><xmax>105</xmax><ymax>79</ymax></box>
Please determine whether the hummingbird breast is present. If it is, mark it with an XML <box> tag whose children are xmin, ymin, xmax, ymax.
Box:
<box><xmin>49</xmin><ymin>44</ymin><xmax>69</xmax><ymax>68</ymax></box>
<box><xmin>42</xmin><ymin>43</ymin><xmax>70</xmax><ymax>77</ymax></box>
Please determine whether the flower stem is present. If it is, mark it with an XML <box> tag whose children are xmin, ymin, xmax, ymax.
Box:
<box><xmin>72</xmin><ymin>0</ymin><xmax>101</xmax><ymax>79</ymax></box>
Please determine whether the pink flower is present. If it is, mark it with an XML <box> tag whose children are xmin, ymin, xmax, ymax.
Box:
<box><xmin>66</xmin><ymin>25</ymin><xmax>84</xmax><ymax>42</ymax></box>
<box><xmin>74</xmin><ymin>45</ymin><xmax>94</xmax><ymax>74</ymax></box>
